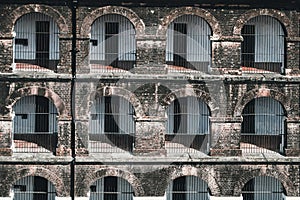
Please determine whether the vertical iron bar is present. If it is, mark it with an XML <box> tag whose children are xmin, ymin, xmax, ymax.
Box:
<box><xmin>70</xmin><ymin>0</ymin><xmax>77</xmax><ymax>200</ymax></box>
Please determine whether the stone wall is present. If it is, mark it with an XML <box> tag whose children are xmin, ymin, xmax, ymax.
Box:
<box><xmin>0</xmin><ymin>2</ymin><xmax>299</xmax><ymax>199</ymax></box>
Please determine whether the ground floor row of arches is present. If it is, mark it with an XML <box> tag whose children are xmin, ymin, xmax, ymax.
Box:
<box><xmin>0</xmin><ymin>164</ymin><xmax>299</xmax><ymax>199</ymax></box>
<box><xmin>1</xmin><ymin>176</ymin><xmax>294</xmax><ymax>200</ymax></box>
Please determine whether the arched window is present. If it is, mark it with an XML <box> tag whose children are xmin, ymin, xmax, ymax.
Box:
<box><xmin>166</xmin><ymin>176</ymin><xmax>210</xmax><ymax>200</ymax></box>
<box><xmin>241</xmin><ymin>16</ymin><xmax>285</xmax><ymax>73</ymax></box>
<box><xmin>89</xmin><ymin>176</ymin><xmax>134</xmax><ymax>200</ymax></box>
<box><xmin>90</xmin><ymin>14</ymin><xmax>136</xmax><ymax>71</ymax></box>
<box><xmin>13</xmin><ymin>13</ymin><xmax>60</xmax><ymax>71</ymax></box>
<box><xmin>242</xmin><ymin>176</ymin><xmax>286</xmax><ymax>200</ymax></box>
<box><xmin>241</xmin><ymin>97</ymin><xmax>286</xmax><ymax>154</ymax></box>
<box><xmin>166</xmin><ymin>96</ymin><xmax>210</xmax><ymax>154</ymax></box>
<box><xmin>166</xmin><ymin>15</ymin><xmax>212</xmax><ymax>72</ymax></box>
<box><xmin>13</xmin><ymin>96</ymin><xmax>58</xmax><ymax>154</ymax></box>
<box><xmin>89</xmin><ymin>96</ymin><xmax>135</xmax><ymax>153</ymax></box>
<box><xmin>12</xmin><ymin>176</ymin><xmax>56</xmax><ymax>200</ymax></box>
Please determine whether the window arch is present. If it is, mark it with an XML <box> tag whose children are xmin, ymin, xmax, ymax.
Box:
<box><xmin>241</xmin><ymin>97</ymin><xmax>286</xmax><ymax>154</ymax></box>
<box><xmin>13</xmin><ymin>12</ymin><xmax>60</xmax><ymax>71</ymax></box>
<box><xmin>89</xmin><ymin>96</ymin><xmax>135</xmax><ymax>153</ymax></box>
<box><xmin>89</xmin><ymin>176</ymin><xmax>134</xmax><ymax>200</ymax></box>
<box><xmin>12</xmin><ymin>176</ymin><xmax>56</xmax><ymax>200</ymax></box>
<box><xmin>166</xmin><ymin>96</ymin><xmax>210</xmax><ymax>154</ymax></box>
<box><xmin>166</xmin><ymin>176</ymin><xmax>210</xmax><ymax>200</ymax></box>
<box><xmin>242</xmin><ymin>176</ymin><xmax>286</xmax><ymax>200</ymax></box>
<box><xmin>12</xmin><ymin>95</ymin><xmax>58</xmax><ymax>154</ymax></box>
<box><xmin>90</xmin><ymin>14</ymin><xmax>136</xmax><ymax>72</ymax></box>
<box><xmin>166</xmin><ymin>15</ymin><xmax>212</xmax><ymax>72</ymax></box>
<box><xmin>241</xmin><ymin>15</ymin><xmax>286</xmax><ymax>74</ymax></box>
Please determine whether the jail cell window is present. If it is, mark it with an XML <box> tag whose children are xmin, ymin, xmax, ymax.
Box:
<box><xmin>90</xmin><ymin>14</ymin><xmax>136</xmax><ymax>72</ymax></box>
<box><xmin>241</xmin><ymin>15</ymin><xmax>286</xmax><ymax>74</ymax></box>
<box><xmin>241</xmin><ymin>97</ymin><xmax>287</xmax><ymax>155</ymax></box>
<box><xmin>89</xmin><ymin>176</ymin><xmax>134</xmax><ymax>200</ymax></box>
<box><xmin>166</xmin><ymin>96</ymin><xmax>211</xmax><ymax>155</ymax></box>
<box><xmin>242</xmin><ymin>176</ymin><xmax>287</xmax><ymax>200</ymax></box>
<box><xmin>89</xmin><ymin>96</ymin><xmax>135</xmax><ymax>153</ymax></box>
<box><xmin>166</xmin><ymin>15</ymin><xmax>212</xmax><ymax>73</ymax></box>
<box><xmin>12</xmin><ymin>95</ymin><xmax>58</xmax><ymax>154</ymax></box>
<box><xmin>12</xmin><ymin>176</ymin><xmax>56</xmax><ymax>200</ymax></box>
<box><xmin>166</xmin><ymin>176</ymin><xmax>210</xmax><ymax>200</ymax></box>
<box><xmin>13</xmin><ymin>12</ymin><xmax>60</xmax><ymax>72</ymax></box>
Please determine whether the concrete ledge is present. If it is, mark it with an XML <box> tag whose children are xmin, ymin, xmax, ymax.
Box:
<box><xmin>210</xmin><ymin>196</ymin><xmax>243</xmax><ymax>200</ymax></box>
<box><xmin>0</xmin><ymin>148</ymin><xmax>12</xmax><ymax>156</ymax></box>
<box><xmin>133</xmin><ymin>196</ymin><xmax>166</xmax><ymax>200</ymax></box>
<box><xmin>0</xmin><ymin>197</ymin><xmax>12</xmax><ymax>200</ymax></box>
<box><xmin>133</xmin><ymin>149</ymin><xmax>167</xmax><ymax>156</ymax></box>
<box><xmin>285</xmin><ymin>149</ymin><xmax>300</xmax><ymax>156</ymax></box>
<box><xmin>210</xmin><ymin>149</ymin><xmax>242</xmax><ymax>156</ymax></box>
<box><xmin>74</xmin><ymin>198</ymin><xmax>88</xmax><ymax>200</ymax></box>
<box><xmin>286</xmin><ymin>197</ymin><xmax>300</xmax><ymax>200</ymax></box>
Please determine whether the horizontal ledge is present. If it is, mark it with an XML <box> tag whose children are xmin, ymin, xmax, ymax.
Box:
<box><xmin>210</xmin><ymin>117</ymin><xmax>243</xmax><ymax>123</ymax></box>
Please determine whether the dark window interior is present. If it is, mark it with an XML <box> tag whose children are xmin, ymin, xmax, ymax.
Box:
<box><xmin>105</xmin><ymin>22</ymin><xmax>119</xmax><ymax>67</ymax></box>
<box><xmin>173</xmin><ymin>23</ymin><xmax>187</xmax><ymax>67</ymax></box>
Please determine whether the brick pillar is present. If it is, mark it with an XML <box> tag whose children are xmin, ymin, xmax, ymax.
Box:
<box><xmin>210</xmin><ymin>117</ymin><xmax>242</xmax><ymax>156</ymax></box>
<box><xmin>0</xmin><ymin>37</ymin><xmax>13</xmax><ymax>73</ymax></box>
<box><xmin>211</xmin><ymin>36</ymin><xmax>242</xmax><ymax>75</ymax></box>
<box><xmin>133</xmin><ymin>117</ymin><xmax>167</xmax><ymax>156</ymax></box>
<box><xmin>285</xmin><ymin>40</ymin><xmax>300</xmax><ymax>75</ymax></box>
<box><xmin>56</xmin><ymin>119</ymin><xmax>72</xmax><ymax>156</ymax></box>
<box><xmin>134</xmin><ymin>35</ymin><xmax>167</xmax><ymax>74</ymax></box>
<box><xmin>285</xmin><ymin>117</ymin><xmax>300</xmax><ymax>156</ymax></box>
<box><xmin>76</xmin><ymin>39</ymin><xmax>91</xmax><ymax>74</ymax></box>
<box><xmin>57</xmin><ymin>35</ymin><xmax>73</xmax><ymax>73</ymax></box>
<box><xmin>0</xmin><ymin>116</ymin><xmax>12</xmax><ymax>156</ymax></box>
<box><xmin>75</xmin><ymin>120</ymin><xmax>89</xmax><ymax>156</ymax></box>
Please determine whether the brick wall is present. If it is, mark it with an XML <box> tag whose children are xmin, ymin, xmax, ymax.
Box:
<box><xmin>0</xmin><ymin>2</ymin><xmax>299</xmax><ymax>198</ymax></box>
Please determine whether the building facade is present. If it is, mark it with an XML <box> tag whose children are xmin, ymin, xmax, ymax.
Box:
<box><xmin>0</xmin><ymin>0</ymin><xmax>300</xmax><ymax>199</ymax></box>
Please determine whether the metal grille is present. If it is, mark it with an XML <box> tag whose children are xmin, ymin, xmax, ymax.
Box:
<box><xmin>166</xmin><ymin>96</ymin><xmax>210</xmax><ymax>154</ymax></box>
<box><xmin>89</xmin><ymin>96</ymin><xmax>135</xmax><ymax>153</ymax></box>
<box><xmin>166</xmin><ymin>15</ymin><xmax>212</xmax><ymax>73</ymax></box>
<box><xmin>241</xmin><ymin>97</ymin><xmax>286</xmax><ymax>154</ymax></box>
<box><xmin>89</xmin><ymin>176</ymin><xmax>134</xmax><ymax>200</ymax></box>
<box><xmin>242</xmin><ymin>176</ymin><xmax>286</xmax><ymax>200</ymax></box>
<box><xmin>90</xmin><ymin>14</ymin><xmax>136</xmax><ymax>72</ymax></box>
<box><xmin>13</xmin><ymin>176</ymin><xmax>56</xmax><ymax>200</ymax></box>
<box><xmin>166</xmin><ymin>176</ymin><xmax>210</xmax><ymax>200</ymax></box>
<box><xmin>13</xmin><ymin>96</ymin><xmax>58</xmax><ymax>154</ymax></box>
<box><xmin>13</xmin><ymin>12</ymin><xmax>60</xmax><ymax>72</ymax></box>
<box><xmin>241</xmin><ymin>15</ymin><xmax>285</xmax><ymax>74</ymax></box>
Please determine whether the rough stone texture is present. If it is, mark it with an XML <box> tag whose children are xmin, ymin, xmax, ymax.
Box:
<box><xmin>134</xmin><ymin>118</ymin><xmax>166</xmax><ymax>155</ymax></box>
<box><xmin>0</xmin><ymin>40</ymin><xmax>13</xmax><ymax>73</ymax></box>
<box><xmin>0</xmin><ymin>164</ymin><xmax>70</xmax><ymax>197</ymax></box>
<box><xmin>56</xmin><ymin>121</ymin><xmax>72</xmax><ymax>156</ymax></box>
<box><xmin>212</xmin><ymin>41</ymin><xmax>241</xmax><ymax>72</ymax></box>
<box><xmin>0</xmin><ymin>2</ymin><xmax>299</xmax><ymax>199</ymax></box>
<box><xmin>210</xmin><ymin>117</ymin><xmax>242</xmax><ymax>156</ymax></box>
<box><xmin>0</xmin><ymin>4</ymin><xmax>72</xmax><ymax>73</ymax></box>
<box><xmin>72</xmin><ymin>164</ymin><xmax>300</xmax><ymax>196</ymax></box>
<box><xmin>134</xmin><ymin>35</ymin><xmax>167</xmax><ymax>74</ymax></box>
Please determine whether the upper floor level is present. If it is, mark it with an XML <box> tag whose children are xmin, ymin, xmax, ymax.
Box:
<box><xmin>0</xmin><ymin>2</ymin><xmax>299</xmax><ymax>76</ymax></box>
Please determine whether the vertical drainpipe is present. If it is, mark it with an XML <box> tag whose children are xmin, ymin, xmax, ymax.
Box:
<box><xmin>70</xmin><ymin>0</ymin><xmax>77</xmax><ymax>199</ymax></box>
